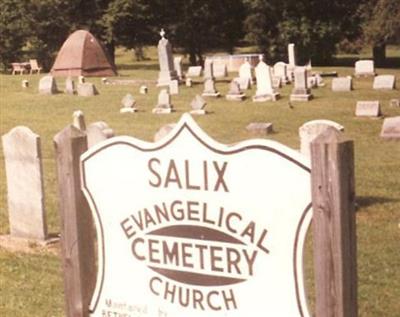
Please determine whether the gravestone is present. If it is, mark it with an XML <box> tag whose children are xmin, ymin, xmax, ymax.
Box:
<box><xmin>169</xmin><ymin>80</ymin><xmax>179</xmax><ymax>95</ymax></box>
<box><xmin>65</xmin><ymin>77</ymin><xmax>75</xmax><ymax>95</ymax></box>
<box><xmin>226</xmin><ymin>81</ymin><xmax>245</xmax><ymax>101</ymax></box>
<box><xmin>157</xmin><ymin>29</ymin><xmax>178</xmax><ymax>86</ymax></box>
<box><xmin>2</xmin><ymin>126</ymin><xmax>47</xmax><ymax>240</ymax></box>
<box><xmin>202</xmin><ymin>79</ymin><xmax>220</xmax><ymax>97</ymax></box>
<box><xmin>81</xmin><ymin>114</ymin><xmax>313</xmax><ymax>317</ymax></box>
<box><xmin>153</xmin><ymin>89</ymin><xmax>173</xmax><ymax>114</ymax></box>
<box><xmin>22</xmin><ymin>80</ymin><xmax>29</xmax><ymax>88</ymax></box>
<box><xmin>355</xmin><ymin>60</ymin><xmax>375</xmax><ymax>77</ymax></box>
<box><xmin>307</xmin><ymin>76</ymin><xmax>317</xmax><ymax>88</ymax></box>
<box><xmin>174</xmin><ymin>56</ymin><xmax>183</xmax><ymax>81</ymax></box>
<box><xmin>373</xmin><ymin>75</ymin><xmax>396</xmax><ymax>90</ymax></box>
<box><xmin>290</xmin><ymin>67</ymin><xmax>312</xmax><ymax>101</ymax></box>
<box><xmin>38</xmin><ymin>75</ymin><xmax>58</xmax><ymax>95</ymax></box>
<box><xmin>287</xmin><ymin>43</ymin><xmax>296</xmax><ymax>80</ymax></box>
<box><xmin>299</xmin><ymin>120</ymin><xmax>344</xmax><ymax>157</ymax></box>
<box><xmin>239</xmin><ymin>60</ymin><xmax>253</xmax><ymax>84</ymax></box>
<box><xmin>253</xmin><ymin>57</ymin><xmax>279</xmax><ymax>101</ymax></box>
<box><xmin>332</xmin><ymin>77</ymin><xmax>352</xmax><ymax>92</ymax></box>
<box><xmin>77</xmin><ymin>83</ymin><xmax>99</xmax><ymax>97</ymax></box>
<box><xmin>390</xmin><ymin>99</ymin><xmax>400</xmax><ymax>107</ymax></box>
<box><xmin>87</xmin><ymin>121</ymin><xmax>114</xmax><ymax>148</ymax></box>
<box><xmin>72</xmin><ymin>110</ymin><xmax>86</xmax><ymax>130</ymax></box>
<box><xmin>185</xmin><ymin>78</ymin><xmax>192</xmax><ymax>87</ymax></box>
<box><xmin>120</xmin><ymin>94</ymin><xmax>137</xmax><ymax>113</ymax></box>
<box><xmin>246</xmin><ymin>122</ymin><xmax>274</xmax><ymax>135</ymax></box>
<box><xmin>355</xmin><ymin>101</ymin><xmax>381</xmax><ymax>117</ymax></box>
<box><xmin>203</xmin><ymin>59</ymin><xmax>215</xmax><ymax>80</ymax></box>
<box><xmin>102</xmin><ymin>77</ymin><xmax>109</xmax><ymax>84</ymax></box>
<box><xmin>187</xmin><ymin>66</ymin><xmax>202</xmax><ymax>77</ymax></box>
<box><xmin>272</xmin><ymin>77</ymin><xmax>282</xmax><ymax>88</ymax></box>
<box><xmin>139</xmin><ymin>85</ymin><xmax>148</xmax><ymax>94</ymax></box>
<box><xmin>190</xmin><ymin>95</ymin><xmax>207</xmax><ymax>115</ymax></box>
<box><xmin>315</xmin><ymin>73</ymin><xmax>325</xmax><ymax>87</ymax></box>
<box><xmin>154</xmin><ymin>123</ymin><xmax>176</xmax><ymax>142</ymax></box>
<box><xmin>273</xmin><ymin>62</ymin><xmax>289</xmax><ymax>85</ymax></box>
<box><xmin>214</xmin><ymin>62</ymin><xmax>228</xmax><ymax>78</ymax></box>
<box><xmin>234</xmin><ymin>77</ymin><xmax>251</xmax><ymax>90</ymax></box>
<box><xmin>78</xmin><ymin>76</ymin><xmax>85</xmax><ymax>84</ymax></box>
<box><xmin>380</xmin><ymin>116</ymin><xmax>400</xmax><ymax>140</ymax></box>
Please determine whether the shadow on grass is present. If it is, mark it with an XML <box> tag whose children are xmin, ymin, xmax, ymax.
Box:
<box><xmin>356</xmin><ymin>196</ymin><xmax>399</xmax><ymax>209</ymax></box>
<box><xmin>332</xmin><ymin>57</ymin><xmax>400</xmax><ymax>69</ymax></box>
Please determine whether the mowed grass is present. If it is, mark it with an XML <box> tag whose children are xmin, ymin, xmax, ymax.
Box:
<box><xmin>0</xmin><ymin>46</ymin><xmax>399</xmax><ymax>316</ymax></box>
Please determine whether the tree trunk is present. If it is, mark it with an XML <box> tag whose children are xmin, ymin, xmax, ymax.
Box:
<box><xmin>373</xmin><ymin>44</ymin><xmax>386</xmax><ymax>67</ymax></box>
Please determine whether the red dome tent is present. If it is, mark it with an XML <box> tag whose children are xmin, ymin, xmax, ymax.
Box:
<box><xmin>51</xmin><ymin>30</ymin><xmax>117</xmax><ymax>77</ymax></box>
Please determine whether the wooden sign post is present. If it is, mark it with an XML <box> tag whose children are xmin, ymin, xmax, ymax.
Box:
<box><xmin>310</xmin><ymin>128</ymin><xmax>357</xmax><ymax>317</ymax></box>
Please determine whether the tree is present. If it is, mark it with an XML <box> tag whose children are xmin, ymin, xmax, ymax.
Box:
<box><xmin>359</xmin><ymin>0</ymin><xmax>400</xmax><ymax>66</ymax></box>
<box><xmin>244</xmin><ymin>0</ymin><xmax>361</xmax><ymax>65</ymax></box>
<box><xmin>0</xmin><ymin>1</ymin><xmax>30</xmax><ymax>71</ymax></box>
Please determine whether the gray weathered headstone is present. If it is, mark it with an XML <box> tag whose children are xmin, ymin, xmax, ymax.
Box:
<box><xmin>226</xmin><ymin>80</ymin><xmax>245</xmax><ymax>101</ymax></box>
<box><xmin>169</xmin><ymin>80</ymin><xmax>179</xmax><ymax>95</ymax></box>
<box><xmin>38</xmin><ymin>75</ymin><xmax>58</xmax><ymax>95</ymax></box>
<box><xmin>22</xmin><ymin>80</ymin><xmax>29</xmax><ymax>88</ymax></box>
<box><xmin>190</xmin><ymin>95</ymin><xmax>207</xmax><ymax>115</ymax></box>
<box><xmin>290</xmin><ymin>67</ymin><xmax>313</xmax><ymax>101</ymax></box>
<box><xmin>355</xmin><ymin>60</ymin><xmax>375</xmax><ymax>77</ymax></box>
<box><xmin>332</xmin><ymin>77</ymin><xmax>352</xmax><ymax>92</ymax></box>
<box><xmin>355</xmin><ymin>101</ymin><xmax>381</xmax><ymax>117</ymax></box>
<box><xmin>253</xmin><ymin>57</ymin><xmax>279</xmax><ymax>102</ymax></box>
<box><xmin>373</xmin><ymin>75</ymin><xmax>396</xmax><ymax>90</ymax></box>
<box><xmin>154</xmin><ymin>123</ymin><xmax>176</xmax><ymax>142</ymax></box>
<box><xmin>87</xmin><ymin>121</ymin><xmax>114</xmax><ymax>147</ymax></box>
<box><xmin>120</xmin><ymin>94</ymin><xmax>137</xmax><ymax>113</ymax></box>
<box><xmin>77</xmin><ymin>83</ymin><xmax>99</xmax><ymax>97</ymax></box>
<box><xmin>202</xmin><ymin>79</ymin><xmax>220</xmax><ymax>97</ymax></box>
<box><xmin>65</xmin><ymin>77</ymin><xmax>75</xmax><ymax>95</ymax></box>
<box><xmin>139</xmin><ymin>85</ymin><xmax>148</xmax><ymax>94</ymax></box>
<box><xmin>72</xmin><ymin>110</ymin><xmax>86</xmax><ymax>130</ymax></box>
<box><xmin>299</xmin><ymin>120</ymin><xmax>344</xmax><ymax>157</ymax></box>
<box><xmin>157</xmin><ymin>29</ymin><xmax>178</xmax><ymax>86</ymax></box>
<box><xmin>153</xmin><ymin>89</ymin><xmax>173</xmax><ymax>113</ymax></box>
<box><xmin>380</xmin><ymin>116</ymin><xmax>400</xmax><ymax>140</ymax></box>
<box><xmin>187</xmin><ymin>66</ymin><xmax>202</xmax><ymax>77</ymax></box>
<box><xmin>173</xmin><ymin>56</ymin><xmax>183</xmax><ymax>81</ymax></box>
<box><xmin>390</xmin><ymin>99</ymin><xmax>400</xmax><ymax>107</ymax></box>
<box><xmin>2</xmin><ymin>126</ymin><xmax>47</xmax><ymax>240</ymax></box>
<box><xmin>246</xmin><ymin>122</ymin><xmax>274</xmax><ymax>135</ymax></box>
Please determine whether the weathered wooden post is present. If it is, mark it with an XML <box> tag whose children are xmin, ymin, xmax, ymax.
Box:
<box><xmin>54</xmin><ymin>125</ymin><xmax>96</xmax><ymax>317</ymax></box>
<box><xmin>310</xmin><ymin>128</ymin><xmax>357</xmax><ymax>317</ymax></box>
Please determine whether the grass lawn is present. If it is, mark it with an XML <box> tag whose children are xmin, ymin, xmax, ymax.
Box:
<box><xmin>0</xmin><ymin>46</ymin><xmax>399</xmax><ymax>316</ymax></box>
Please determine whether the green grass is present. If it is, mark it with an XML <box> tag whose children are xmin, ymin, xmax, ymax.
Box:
<box><xmin>1</xmin><ymin>47</ymin><xmax>400</xmax><ymax>316</ymax></box>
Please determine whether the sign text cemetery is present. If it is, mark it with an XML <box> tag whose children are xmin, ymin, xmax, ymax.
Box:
<box><xmin>81</xmin><ymin>115</ymin><xmax>313</xmax><ymax>317</ymax></box>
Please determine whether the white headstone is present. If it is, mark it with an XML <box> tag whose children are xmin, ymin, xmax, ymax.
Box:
<box><xmin>187</xmin><ymin>66</ymin><xmax>202</xmax><ymax>77</ymax></box>
<box><xmin>157</xmin><ymin>29</ymin><xmax>178</xmax><ymax>86</ymax></box>
<box><xmin>139</xmin><ymin>85</ymin><xmax>148</xmax><ymax>94</ymax></box>
<box><xmin>78</xmin><ymin>76</ymin><xmax>85</xmax><ymax>84</ymax></box>
<box><xmin>214</xmin><ymin>62</ymin><xmax>228</xmax><ymax>78</ymax></box>
<box><xmin>332</xmin><ymin>77</ymin><xmax>352</xmax><ymax>92</ymax></box>
<box><xmin>355</xmin><ymin>60</ymin><xmax>375</xmax><ymax>77</ymax></box>
<box><xmin>22</xmin><ymin>80</ymin><xmax>29</xmax><ymax>88</ymax></box>
<box><xmin>202</xmin><ymin>79</ymin><xmax>220</xmax><ymax>97</ymax></box>
<box><xmin>2</xmin><ymin>126</ymin><xmax>47</xmax><ymax>240</ymax></box>
<box><xmin>203</xmin><ymin>59</ymin><xmax>215</xmax><ymax>80</ymax></box>
<box><xmin>77</xmin><ymin>83</ymin><xmax>99</xmax><ymax>97</ymax></box>
<box><xmin>290</xmin><ymin>67</ymin><xmax>312</xmax><ymax>101</ymax></box>
<box><xmin>239</xmin><ymin>61</ymin><xmax>253</xmax><ymax>84</ymax></box>
<box><xmin>253</xmin><ymin>61</ymin><xmax>279</xmax><ymax>101</ymax></box>
<box><xmin>273</xmin><ymin>62</ymin><xmax>289</xmax><ymax>84</ymax></box>
<box><xmin>72</xmin><ymin>110</ymin><xmax>86</xmax><ymax>130</ymax></box>
<box><xmin>234</xmin><ymin>77</ymin><xmax>251</xmax><ymax>90</ymax></box>
<box><xmin>153</xmin><ymin>89</ymin><xmax>173</xmax><ymax>113</ymax></box>
<box><xmin>65</xmin><ymin>77</ymin><xmax>75</xmax><ymax>95</ymax></box>
<box><xmin>355</xmin><ymin>101</ymin><xmax>381</xmax><ymax>117</ymax></box>
<box><xmin>288</xmin><ymin>43</ymin><xmax>296</xmax><ymax>67</ymax></box>
<box><xmin>380</xmin><ymin>116</ymin><xmax>400</xmax><ymax>140</ymax></box>
<box><xmin>87</xmin><ymin>121</ymin><xmax>114</xmax><ymax>147</ymax></box>
<box><xmin>169</xmin><ymin>80</ymin><xmax>179</xmax><ymax>95</ymax></box>
<box><xmin>185</xmin><ymin>78</ymin><xmax>193</xmax><ymax>87</ymax></box>
<box><xmin>81</xmin><ymin>114</ymin><xmax>313</xmax><ymax>317</ymax></box>
<box><xmin>174</xmin><ymin>56</ymin><xmax>183</xmax><ymax>80</ymax></box>
<box><xmin>38</xmin><ymin>75</ymin><xmax>58</xmax><ymax>95</ymax></box>
<box><xmin>190</xmin><ymin>95</ymin><xmax>207</xmax><ymax>115</ymax></box>
<box><xmin>373</xmin><ymin>75</ymin><xmax>396</xmax><ymax>90</ymax></box>
<box><xmin>299</xmin><ymin>120</ymin><xmax>344</xmax><ymax>157</ymax></box>
<box><xmin>226</xmin><ymin>81</ymin><xmax>245</xmax><ymax>101</ymax></box>
<box><xmin>120</xmin><ymin>94</ymin><xmax>137</xmax><ymax>113</ymax></box>
<box><xmin>246</xmin><ymin>122</ymin><xmax>274</xmax><ymax>135</ymax></box>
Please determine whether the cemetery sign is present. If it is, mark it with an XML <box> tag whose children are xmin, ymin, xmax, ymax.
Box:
<box><xmin>81</xmin><ymin>114</ymin><xmax>312</xmax><ymax>317</ymax></box>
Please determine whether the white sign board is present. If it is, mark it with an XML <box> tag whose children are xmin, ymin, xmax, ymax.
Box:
<box><xmin>81</xmin><ymin>114</ymin><xmax>312</xmax><ymax>317</ymax></box>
